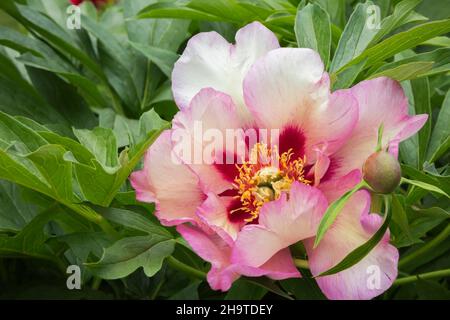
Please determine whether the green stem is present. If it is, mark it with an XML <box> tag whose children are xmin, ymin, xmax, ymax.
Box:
<box><xmin>166</xmin><ymin>256</ymin><xmax>206</xmax><ymax>280</ymax></box>
<box><xmin>393</xmin><ymin>268</ymin><xmax>450</xmax><ymax>286</ymax></box>
<box><xmin>91</xmin><ymin>277</ymin><xmax>102</xmax><ymax>290</ymax></box>
<box><xmin>294</xmin><ymin>258</ymin><xmax>309</xmax><ymax>269</ymax></box>
<box><xmin>399</xmin><ymin>223</ymin><xmax>450</xmax><ymax>269</ymax></box>
<box><xmin>64</xmin><ymin>203</ymin><xmax>120</xmax><ymax>240</ymax></box>
<box><xmin>150</xmin><ymin>278</ymin><xmax>165</xmax><ymax>300</ymax></box>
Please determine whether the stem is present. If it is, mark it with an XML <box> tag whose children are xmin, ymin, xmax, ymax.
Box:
<box><xmin>294</xmin><ymin>258</ymin><xmax>309</xmax><ymax>269</ymax></box>
<box><xmin>97</xmin><ymin>216</ymin><xmax>121</xmax><ymax>239</ymax></box>
<box><xmin>150</xmin><ymin>278</ymin><xmax>165</xmax><ymax>300</ymax></box>
<box><xmin>64</xmin><ymin>203</ymin><xmax>120</xmax><ymax>240</ymax></box>
<box><xmin>392</xmin><ymin>268</ymin><xmax>450</xmax><ymax>286</ymax></box>
<box><xmin>399</xmin><ymin>223</ymin><xmax>450</xmax><ymax>269</ymax></box>
<box><xmin>91</xmin><ymin>277</ymin><xmax>102</xmax><ymax>290</ymax></box>
<box><xmin>166</xmin><ymin>256</ymin><xmax>206</xmax><ymax>280</ymax></box>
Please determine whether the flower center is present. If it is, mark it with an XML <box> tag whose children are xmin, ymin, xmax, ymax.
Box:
<box><xmin>231</xmin><ymin>143</ymin><xmax>310</xmax><ymax>222</ymax></box>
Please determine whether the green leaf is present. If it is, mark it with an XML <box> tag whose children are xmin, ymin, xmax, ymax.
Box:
<box><xmin>46</xmin><ymin>110</ymin><xmax>167</xmax><ymax>206</ymax></box>
<box><xmin>280</xmin><ymin>277</ymin><xmax>325</xmax><ymax>300</ymax></box>
<box><xmin>138</xmin><ymin>4</ymin><xmax>224</xmax><ymax>22</ymax></box>
<box><xmin>295</xmin><ymin>3</ymin><xmax>331</xmax><ymax>68</ymax></box>
<box><xmin>59</xmin><ymin>231</ymin><xmax>110</xmax><ymax>260</ymax></box>
<box><xmin>26</xmin><ymin>144</ymin><xmax>74</xmax><ymax>202</ymax></box>
<box><xmin>391</xmin><ymin>194</ymin><xmax>414</xmax><ymax>246</ymax></box>
<box><xmin>336</xmin><ymin>19</ymin><xmax>450</xmax><ymax>74</ymax></box>
<box><xmin>410</xmin><ymin>78</ymin><xmax>431</xmax><ymax>166</ymax></box>
<box><xmin>137</xmin><ymin>0</ymin><xmax>260</xmax><ymax>23</ymax></box>
<box><xmin>368</xmin><ymin>61</ymin><xmax>434</xmax><ymax>82</ymax></box>
<box><xmin>169</xmin><ymin>281</ymin><xmax>201</xmax><ymax>300</ymax></box>
<box><xmin>401</xmin><ymin>164</ymin><xmax>450</xmax><ymax>203</ymax></box>
<box><xmin>422</xmin><ymin>36</ymin><xmax>450</xmax><ymax>47</ymax></box>
<box><xmin>101</xmin><ymin>207</ymin><xmax>171</xmax><ymax>238</ymax></box>
<box><xmin>81</xmin><ymin>15</ymin><xmax>140</xmax><ymax>116</ymax></box>
<box><xmin>21</xmin><ymin>56</ymin><xmax>108</xmax><ymax>113</ymax></box>
<box><xmin>123</xmin><ymin>0</ymin><xmax>189</xmax><ymax>110</ymax></box>
<box><xmin>129</xmin><ymin>41</ymin><xmax>179</xmax><ymax>77</ymax></box>
<box><xmin>316</xmin><ymin>195</ymin><xmax>392</xmax><ymax>277</ymax></box>
<box><xmin>225</xmin><ymin>279</ymin><xmax>268</xmax><ymax>300</ymax></box>
<box><xmin>427</xmin><ymin>90</ymin><xmax>450</xmax><ymax>162</ymax></box>
<box><xmin>242</xmin><ymin>277</ymin><xmax>293</xmax><ymax>300</ymax></box>
<box><xmin>0</xmin><ymin>204</ymin><xmax>63</xmax><ymax>267</ymax></box>
<box><xmin>332</xmin><ymin>58</ymin><xmax>366</xmax><ymax>89</ymax></box>
<box><xmin>0</xmin><ymin>111</ymin><xmax>47</xmax><ymax>152</ymax></box>
<box><xmin>0</xmin><ymin>180</ymin><xmax>38</xmax><ymax>232</ymax></box>
<box><xmin>7</xmin><ymin>3</ymin><xmax>106</xmax><ymax>80</ymax></box>
<box><xmin>401</xmin><ymin>177</ymin><xmax>450</xmax><ymax>198</ymax></box>
<box><xmin>311</xmin><ymin>0</ymin><xmax>346</xmax><ymax>28</ymax></box>
<box><xmin>123</xmin><ymin>0</ymin><xmax>190</xmax><ymax>51</ymax></box>
<box><xmin>368</xmin><ymin>0</ymin><xmax>422</xmax><ymax>46</ymax></box>
<box><xmin>329</xmin><ymin>1</ymin><xmax>378</xmax><ymax>73</ymax></box>
<box><xmin>394</xmin><ymin>207</ymin><xmax>449</xmax><ymax>248</ymax></box>
<box><xmin>314</xmin><ymin>181</ymin><xmax>367</xmax><ymax>248</ymax></box>
<box><xmin>73</xmin><ymin>127</ymin><xmax>118</xmax><ymax>169</ymax></box>
<box><xmin>416</xmin><ymin>279</ymin><xmax>450</xmax><ymax>300</ymax></box>
<box><xmin>87</xmin><ymin>235</ymin><xmax>175</xmax><ymax>279</ymax></box>
<box><xmin>369</xmin><ymin>48</ymin><xmax>450</xmax><ymax>80</ymax></box>
<box><xmin>26</xmin><ymin>67</ymin><xmax>98</xmax><ymax>130</ymax></box>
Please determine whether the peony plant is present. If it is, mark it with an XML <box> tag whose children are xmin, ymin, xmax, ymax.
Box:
<box><xmin>131</xmin><ymin>22</ymin><xmax>428</xmax><ymax>299</ymax></box>
<box><xmin>0</xmin><ymin>0</ymin><xmax>449</xmax><ymax>301</ymax></box>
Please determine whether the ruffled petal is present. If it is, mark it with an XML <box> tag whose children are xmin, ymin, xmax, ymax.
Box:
<box><xmin>172</xmin><ymin>88</ymin><xmax>246</xmax><ymax>194</ymax></box>
<box><xmin>130</xmin><ymin>131</ymin><xmax>205</xmax><ymax>226</ymax></box>
<box><xmin>305</xmin><ymin>190</ymin><xmax>399</xmax><ymax>300</ymax></box>
<box><xmin>172</xmin><ymin>22</ymin><xmax>279</xmax><ymax>120</ymax></box>
<box><xmin>238</xmin><ymin>249</ymin><xmax>301</xmax><ymax>280</ymax></box>
<box><xmin>176</xmin><ymin>224</ymin><xmax>239</xmax><ymax>291</ymax></box>
<box><xmin>196</xmin><ymin>193</ymin><xmax>244</xmax><ymax>245</ymax></box>
<box><xmin>330</xmin><ymin>77</ymin><xmax>428</xmax><ymax>177</ymax></box>
<box><xmin>243</xmin><ymin>48</ymin><xmax>357</xmax><ymax>161</ymax></box>
<box><xmin>318</xmin><ymin>169</ymin><xmax>362</xmax><ymax>202</ymax></box>
<box><xmin>232</xmin><ymin>182</ymin><xmax>327</xmax><ymax>267</ymax></box>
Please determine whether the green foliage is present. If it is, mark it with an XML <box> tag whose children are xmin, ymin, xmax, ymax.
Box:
<box><xmin>0</xmin><ymin>0</ymin><xmax>449</xmax><ymax>300</ymax></box>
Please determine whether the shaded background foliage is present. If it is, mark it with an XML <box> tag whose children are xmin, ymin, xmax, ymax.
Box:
<box><xmin>0</xmin><ymin>0</ymin><xmax>448</xmax><ymax>299</ymax></box>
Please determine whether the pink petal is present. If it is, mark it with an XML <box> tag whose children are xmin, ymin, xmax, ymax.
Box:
<box><xmin>305</xmin><ymin>190</ymin><xmax>399</xmax><ymax>300</ymax></box>
<box><xmin>330</xmin><ymin>77</ymin><xmax>428</xmax><ymax>177</ymax></box>
<box><xmin>172</xmin><ymin>22</ymin><xmax>279</xmax><ymax>121</ymax></box>
<box><xmin>196</xmin><ymin>193</ymin><xmax>244</xmax><ymax>245</ymax></box>
<box><xmin>318</xmin><ymin>169</ymin><xmax>362</xmax><ymax>202</ymax></box>
<box><xmin>177</xmin><ymin>224</ymin><xmax>300</xmax><ymax>291</ymax></box>
<box><xmin>309</xmin><ymin>147</ymin><xmax>331</xmax><ymax>186</ymax></box>
<box><xmin>176</xmin><ymin>224</ymin><xmax>239</xmax><ymax>291</ymax></box>
<box><xmin>236</xmin><ymin>248</ymin><xmax>301</xmax><ymax>281</ymax></box>
<box><xmin>232</xmin><ymin>182</ymin><xmax>327</xmax><ymax>267</ymax></box>
<box><xmin>130</xmin><ymin>131</ymin><xmax>205</xmax><ymax>226</ymax></box>
<box><xmin>172</xmin><ymin>88</ymin><xmax>246</xmax><ymax>194</ymax></box>
<box><xmin>243</xmin><ymin>48</ymin><xmax>358</xmax><ymax>162</ymax></box>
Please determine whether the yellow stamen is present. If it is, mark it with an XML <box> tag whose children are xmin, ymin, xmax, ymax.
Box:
<box><xmin>232</xmin><ymin>143</ymin><xmax>311</xmax><ymax>222</ymax></box>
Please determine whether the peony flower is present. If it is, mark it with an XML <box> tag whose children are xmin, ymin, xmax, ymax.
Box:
<box><xmin>131</xmin><ymin>22</ymin><xmax>428</xmax><ymax>299</ymax></box>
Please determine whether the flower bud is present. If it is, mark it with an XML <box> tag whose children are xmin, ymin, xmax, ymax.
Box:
<box><xmin>363</xmin><ymin>151</ymin><xmax>401</xmax><ymax>194</ymax></box>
